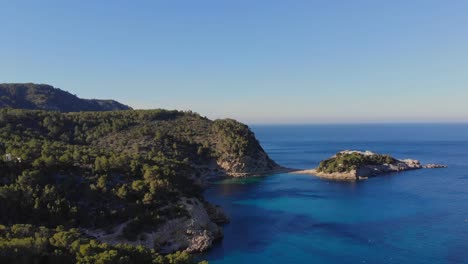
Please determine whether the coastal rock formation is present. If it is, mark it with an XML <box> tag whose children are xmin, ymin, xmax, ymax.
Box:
<box><xmin>423</xmin><ymin>164</ymin><xmax>448</xmax><ymax>169</ymax></box>
<box><xmin>211</xmin><ymin>119</ymin><xmax>281</xmax><ymax>177</ymax></box>
<box><xmin>84</xmin><ymin>197</ymin><xmax>227</xmax><ymax>253</ymax></box>
<box><xmin>215</xmin><ymin>150</ymin><xmax>282</xmax><ymax>177</ymax></box>
<box><xmin>152</xmin><ymin>198</ymin><xmax>225</xmax><ymax>253</ymax></box>
<box><xmin>297</xmin><ymin>150</ymin><xmax>447</xmax><ymax>180</ymax></box>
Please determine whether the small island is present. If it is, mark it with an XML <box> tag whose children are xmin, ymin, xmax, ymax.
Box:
<box><xmin>296</xmin><ymin>150</ymin><xmax>447</xmax><ymax>180</ymax></box>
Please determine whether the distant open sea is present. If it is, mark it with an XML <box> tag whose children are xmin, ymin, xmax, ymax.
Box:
<box><xmin>200</xmin><ymin>124</ymin><xmax>468</xmax><ymax>264</ymax></box>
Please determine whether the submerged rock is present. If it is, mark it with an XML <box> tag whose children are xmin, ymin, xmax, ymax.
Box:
<box><xmin>423</xmin><ymin>164</ymin><xmax>448</xmax><ymax>169</ymax></box>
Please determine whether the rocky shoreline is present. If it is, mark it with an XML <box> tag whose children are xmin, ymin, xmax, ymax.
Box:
<box><xmin>84</xmin><ymin>197</ymin><xmax>229</xmax><ymax>254</ymax></box>
<box><xmin>86</xmin><ymin>167</ymin><xmax>291</xmax><ymax>254</ymax></box>
<box><xmin>87</xmin><ymin>151</ymin><xmax>446</xmax><ymax>253</ymax></box>
<box><xmin>223</xmin><ymin>167</ymin><xmax>295</xmax><ymax>177</ymax></box>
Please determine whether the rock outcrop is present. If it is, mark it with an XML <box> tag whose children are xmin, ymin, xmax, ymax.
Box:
<box><xmin>84</xmin><ymin>197</ymin><xmax>227</xmax><ymax>253</ymax></box>
<box><xmin>210</xmin><ymin>119</ymin><xmax>282</xmax><ymax>177</ymax></box>
<box><xmin>215</xmin><ymin>150</ymin><xmax>283</xmax><ymax>177</ymax></box>
<box><xmin>423</xmin><ymin>164</ymin><xmax>448</xmax><ymax>169</ymax></box>
<box><xmin>354</xmin><ymin>158</ymin><xmax>423</xmax><ymax>178</ymax></box>
<box><xmin>152</xmin><ymin>198</ymin><xmax>225</xmax><ymax>253</ymax></box>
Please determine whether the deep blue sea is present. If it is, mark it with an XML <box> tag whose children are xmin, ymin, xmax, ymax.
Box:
<box><xmin>201</xmin><ymin>124</ymin><xmax>468</xmax><ymax>264</ymax></box>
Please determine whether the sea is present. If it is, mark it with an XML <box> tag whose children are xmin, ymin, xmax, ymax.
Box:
<box><xmin>200</xmin><ymin>124</ymin><xmax>468</xmax><ymax>264</ymax></box>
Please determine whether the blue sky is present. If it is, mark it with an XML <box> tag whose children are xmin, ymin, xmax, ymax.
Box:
<box><xmin>1</xmin><ymin>0</ymin><xmax>468</xmax><ymax>124</ymax></box>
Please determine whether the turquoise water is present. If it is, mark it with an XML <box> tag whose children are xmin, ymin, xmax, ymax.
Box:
<box><xmin>202</xmin><ymin>124</ymin><xmax>468</xmax><ymax>264</ymax></box>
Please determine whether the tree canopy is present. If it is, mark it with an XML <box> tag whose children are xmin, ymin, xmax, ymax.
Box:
<box><xmin>0</xmin><ymin>108</ymin><xmax>271</xmax><ymax>263</ymax></box>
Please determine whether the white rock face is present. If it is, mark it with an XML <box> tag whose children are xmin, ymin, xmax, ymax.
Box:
<box><xmin>216</xmin><ymin>150</ymin><xmax>280</xmax><ymax>177</ymax></box>
<box><xmin>423</xmin><ymin>164</ymin><xmax>448</xmax><ymax>169</ymax></box>
<box><xmin>83</xmin><ymin>197</ymin><xmax>226</xmax><ymax>254</ymax></box>
<box><xmin>355</xmin><ymin>158</ymin><xmax>422</xmax><ymax>177</ymax></box>
<box><xmin>338</xmin><ymin>150</ymin><xmax>377</xmax><ymax>156</ymax></box>
<box><xmin>153</xmin><ymin>198</ymin><xmax>224</xmax><ymax>253</ymax></box>
<box><xmin>400</xmin><ymin>159</ymin><xmax>422</xmax><ymax>168</ymax></box>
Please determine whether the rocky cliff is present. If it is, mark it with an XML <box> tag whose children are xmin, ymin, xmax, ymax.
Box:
<box><xmin>84</xmin><ymin>197</ymin><xmax>228</xmax><ymax>253</ymax></box>
<box><xmin>210</xmin><ymin>119</ymin><xmax>281</xmax><ymax>177</ymax></box>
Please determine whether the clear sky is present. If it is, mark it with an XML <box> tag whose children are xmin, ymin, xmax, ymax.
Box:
<box><xmin>1</xmin><ymin>0</ymin><xmax>468</xmax><ymax>124</ymax></box>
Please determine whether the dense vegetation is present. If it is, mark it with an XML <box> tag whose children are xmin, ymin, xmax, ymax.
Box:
<box><xmin>0</xmin><ymin>224</ymin><xmax>204</xmax><ymax>264</ymax></box>
<box><xmin>0</xmin><ymin>83</ymin><xmax>131</xmax><ymax>112</ymax></box>
<box><xmin>0</xmin><ymin>107</ymin><xmax>273</xmax><ymax>263</ymax></box>
<box><xmin>317</xmin><ymin>152</ymin><xmax>397</xmax><ymax>173</ymax></box>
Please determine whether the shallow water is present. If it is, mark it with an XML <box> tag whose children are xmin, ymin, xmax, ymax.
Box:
<box><xmin>201</xmin><ymin>124</ymin><xmax>468</xmax><ymax>264</ymax></box>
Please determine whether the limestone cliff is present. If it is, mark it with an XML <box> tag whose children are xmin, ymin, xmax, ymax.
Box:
<box><xmin>210</xmin><ymin>119</ymin><xmax>281</xmax><ymax>177</ymax></box>
<box><xmin>84</xmin><ymin>197</ymin><xmax>229</xmax><ymax>253</ymax></box>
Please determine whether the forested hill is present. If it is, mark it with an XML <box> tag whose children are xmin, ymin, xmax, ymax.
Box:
<box><xmin>0</xmin><ymin>108</ymin><xmax>279</xmax><ymax>263</ymax></box>
<box><xmin>0</xmin><ymin>83</ymin><xmax>131</xmax><ymax>112</ymax></box>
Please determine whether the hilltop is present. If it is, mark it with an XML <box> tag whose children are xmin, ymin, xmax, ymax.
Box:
<box><xmin>0</xmin><ymin>83</ymin><xmax>131</xmax><ymax>112</ymax></box>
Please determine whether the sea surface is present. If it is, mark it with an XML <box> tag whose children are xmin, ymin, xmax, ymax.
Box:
<box><xmin>201</xmin><ymin>124</ymin><xmax>468</xmax><ymax>264</ymax></box>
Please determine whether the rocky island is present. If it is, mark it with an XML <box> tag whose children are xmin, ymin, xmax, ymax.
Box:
<box><xmin>297</xmin><ymin>150</ymin><xmax>447</xmax><ymax>180</ymax></box>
